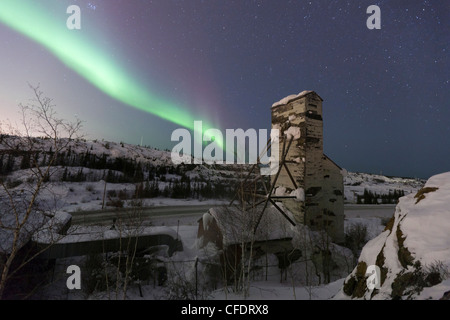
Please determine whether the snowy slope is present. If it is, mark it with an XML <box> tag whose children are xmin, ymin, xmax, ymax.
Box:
<box><xmin>343</xmin><ymin>171</ymin><xmax>425</xmax><ymax>203</ymax></box>
<box><xmin>0</xmin><ymin>136</ymin><xmax>174</xmax><ymax>167</ymax></box>
<box><xmin>2</xmin><ymin>135</ymin><xmax>425</xmax><ymax>198</ymax></box>
<box><xmin>335</xmin><ymin>172</ymin><xmax>450</xmax><ymax>300</ymax></box>
<box><xmin>0</xmin><ymin>135</ymin><xmax>429</xmax><ymax>218</ymax></box>
<box><xmin>1</xmin><ymin>136</ymin><xmax>251</xmax><ymax>183</ymax></box>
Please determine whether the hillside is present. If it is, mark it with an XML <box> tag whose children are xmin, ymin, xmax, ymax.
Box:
<box><xmin>0</xmin><ymin>137</ymin><xmax>426</xmax><ymax>210</ymax></box>
<box><xmin>1</xmin><ymin>136</ymin><xmax>440</xmax><ymax>300</ymax></box>
<box><xmin>343</xmin><ymin>171</ymin><xmax>425</xmax><ymax>204</ymax></box>
<box><xmin>0</xmin><ymin>136</ymin><xmax>252</xmax><ymax>207</ymax></box>
<box><xmin>336</xmin><ymin>172</ymin><xmax>450</xmax><ymax>300</ymax></box>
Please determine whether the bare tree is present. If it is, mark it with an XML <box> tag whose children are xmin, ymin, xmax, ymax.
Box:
<box><xmin>0</xmin><ymin>84</ymin><xmax>82</xmax><ymax>299</ymax></box>
<box><xmin>82</xmin><ymin>200</ymin><xmax>149</xmax><ymax>300</ymax></box>
<box><xmin>113</xmin><ymin>203</ymin><xmax>143</xmax><ymax>300</ymax></box>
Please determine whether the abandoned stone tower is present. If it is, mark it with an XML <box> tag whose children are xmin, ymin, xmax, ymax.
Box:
<box><xmin>271</xmin><ymin>90</ymin><xmax>344</xmax><ymax>243</ymax></box>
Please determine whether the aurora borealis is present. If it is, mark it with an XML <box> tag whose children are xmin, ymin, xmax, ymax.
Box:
<box><xmin>0</xmin><ymin>0</ymin><xmax>448</xmax><ymax>178</ymax></box>
<box><xmin>0</xmin><ymin>0</ymin><xmax>218</xmax><ymax>144</ymax></box>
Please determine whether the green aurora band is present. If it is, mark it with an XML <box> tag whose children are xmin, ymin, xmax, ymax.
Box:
<box><xmin>0</xmin><ymin>0</ymin><xmax>221</xmax><ymax>148</ymax></box>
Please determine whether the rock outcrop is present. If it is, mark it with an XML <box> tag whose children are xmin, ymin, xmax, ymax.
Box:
<box><xmin>335</xmin><ymin>172</ymin><xmax>450</xmax><ymax>300</ymax></box>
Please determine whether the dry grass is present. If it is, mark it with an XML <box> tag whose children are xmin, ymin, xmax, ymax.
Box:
<box><xmin>414</xmin><ymin>187</ymin><xmax>439</xmax><ymax>204</ymax></box>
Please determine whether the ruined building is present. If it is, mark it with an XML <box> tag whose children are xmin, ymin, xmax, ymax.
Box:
<box><xmin>197</xmin><ymin>90</ymin><xmax>345</xmax><ymax>263</ymax></box>
<box><xmin>271</xmin><ymin>90</ymin><xmax>344</xmax><ymax>243</ymax></box>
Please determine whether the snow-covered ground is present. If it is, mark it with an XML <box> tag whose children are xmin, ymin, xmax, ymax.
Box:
<box><xmin>23</xmin><ymin>177</ymin><xmax>450</xmax><ymax>300</ymax></box>
<box><xmin>27</xmin><ymin>171</ymin><xmax>450</xmax><ymax>301</ymax></box>
<box><xmin>3</xmin><ymin>137</ymin><xmax>444</xmax><ymax>300</ymax></box>
<box><xmin>32</xmin><ymin>204</ymin><xmax>387</xmax><ymax>300</ymax></box>
<box><xmin>210</xmin><ymin>279</ymin><xmax>345</xmax><ymax>300</ymax></box>
<box><xmin>336</xmin><ymin>172</ymin><xmax>450</xmax><ymax>300</ymax></box>
<box><xmin>344</xmin><ymin>171</ymin><xmax>425</xmax><ymax>203</ymax></box>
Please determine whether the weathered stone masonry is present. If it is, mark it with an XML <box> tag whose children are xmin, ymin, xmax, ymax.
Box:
<box><xmin>271</xmin><ymin>91</ymin><xmax>344</xmax><ymax>243</ymax></box>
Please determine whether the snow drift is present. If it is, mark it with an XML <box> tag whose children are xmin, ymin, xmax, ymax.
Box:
<box><xmin>336</xmin><ymin>172</ymin><xmax>450</xmax><ymax>300</ymax></box>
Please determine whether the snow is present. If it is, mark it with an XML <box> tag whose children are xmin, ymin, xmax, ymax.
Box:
<box><xmin>211</xmin><ymin>278</ymin><xmax>345</xmax><ymax>300</ymax></box>
<box><xmin>31</xmin><ymin>212</ymin><xmax>72</xmax><ymax>243</ymax></box>
<box><xmin>270</xmin><ymin>127</ymin><xmax>280</xmax><ymax>143</ymax></box>
<box><xmin>272</xmin><ymin>91</ymin><xmax>313</xmax><ymax>108</ymax></box>
<box><xmin>290</xmin><ymin>188</ymin><xmax>305</xmax><ymax>201</ymax></box>
<box><xmin>0</xmin><ymin>196</ymin><xmax>49</xmax><ymax>254</ymax></box>
<box><xmin>30</xmin><ymin>202</ymin><xmax>396</xmax><ymax>300</ymax></box>
<box><xmin>202</xmin><ymin>211</ymin><xmax>215</xmax><ymax>231</ymax></box>
<box><xmin>274</xmin><ymin>186</ymin><xmax>287</xmax><ymax>196</ymax></box>
<box><xmin>2</xmin><ymin>174</ymin><xmax>228</xmax><ymax>214</ymax></box>
<box><xmin>343</xmin><ymin>171</ymin><xmax>425</xmax><ymax>203</ymax></box>
<box><xmin>283</xmin><ymin>126</ymin><xmax>301</xmax><ymax>140</ymax></box>
<box><xmin>401</xmin><ymin>172</ymin><xmax>450</xmax><ymax>268</ymax></box>
<box><xmin>344</xmin><ymin>217</ymin><xmax>386</xmax><ymax>241</ymax></box>
<box><xmin>19</xmin><ymin>176</ymin><xmax>449</xmax><ymax>300</ymax></box>
<box><xmin>34</xmin><ymin>224</ymin><xmax>179</xmax><ymax>245</ymax></box>
<box><xmin>207</xmin><ymin>205</ymin><xmax>297</xmax><ymax>246</ymax></box>
<box><xmin>3</xmin><ymin>135</ymin><xmax>446</xmax><ymax>300</ymax></box>
<box><xmin>272</xmin><ymin>187</ymin><xmax>304</xmax><ymax>201</ymax></box>
<box><xmin>416</xmin><ymin>278</ymin><xmax>450</xmax><ymax>300</ymax></box>
<box><xmin>290</xmin><ymin>157</ymin><xmax>305</xmax><ymax>164</ymax></box>
<box><xmin>338</xmin><ymin>171</ymin><xmax>450</xmax><ymax>300</ymax></box>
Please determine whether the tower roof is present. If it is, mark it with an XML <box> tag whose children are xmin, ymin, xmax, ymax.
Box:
<box><xmin>271</xmin><ymin>90</ymin><xmax>323</xmax><ymax>108</ymax></box>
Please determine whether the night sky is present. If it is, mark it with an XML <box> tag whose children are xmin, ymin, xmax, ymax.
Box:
<box><xmin>0</xmin><ymin>0</ymin><xmax>448</xmax><ymax>179</ymax></box>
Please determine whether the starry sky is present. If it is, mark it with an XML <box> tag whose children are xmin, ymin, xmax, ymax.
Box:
<box><xmin>0</xmin><ymin>0</ymin><xmax>448</xmax><ymax>179</ymax></box>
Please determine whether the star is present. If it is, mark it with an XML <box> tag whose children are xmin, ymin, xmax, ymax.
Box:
<box><xmin>87</xmin><ymin>2</ymin><xmax>97</xmax><ymax>11</ymax></box>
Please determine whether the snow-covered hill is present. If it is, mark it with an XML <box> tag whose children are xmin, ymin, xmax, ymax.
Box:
<box><xmin>335</xmin><ymin>172</ymin><xmax>450</xmax><ymax>300</ymax></box>
<box><xmin>0</xmin><ymin>136</ymin><xmax>249</xmax><ymax>181</ymax></box>
<box><xmin>0</xmin><ymin>136</ymin><xmax>256</xmax><ymax>213</ymax></box>
<box><xmin>1</xmin><ymin>136</ymin><xmax>426</xmax><ymax>207</ymax></box>
<box><xmin>0</xmin><ymin>136</ymin><xmax>174</xmax><ymax>167</ymax></box>
<box><xmin>343</xmin><ymin>171</ymin><xmax>425</xmax><ymax>204</ymax></box>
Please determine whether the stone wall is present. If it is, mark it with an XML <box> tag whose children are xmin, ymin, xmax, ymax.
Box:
<box><xmin>271</xmin><ymin>91</ymin><xmax>344</xmax><ymax>243</ymax></box>
<box><xmin>271</xmin><ymin>96</ymin><xmax>307</xmax><ymax>224</ymax></box>
<box><xmin>321</xmin><ymin>156</ymin><xmax>345</xmax><ymax>244</ymax></box>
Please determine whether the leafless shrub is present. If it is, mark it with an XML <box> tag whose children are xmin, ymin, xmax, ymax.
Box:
<box><xmin>0</xmin><ymin>84</ymin><xmax>83</xmax><ymax>299</ymax></box>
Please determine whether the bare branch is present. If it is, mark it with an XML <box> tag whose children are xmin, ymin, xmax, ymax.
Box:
<box><xmin>0</xmin><ymin>84</ymin><xmax>83</xmax><ymax>299</ymax></box>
